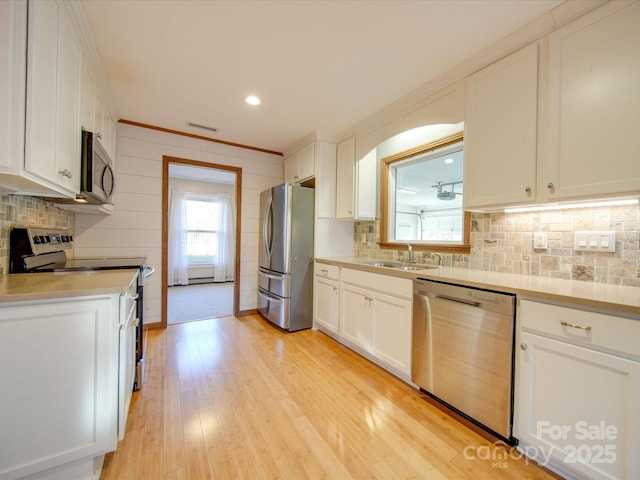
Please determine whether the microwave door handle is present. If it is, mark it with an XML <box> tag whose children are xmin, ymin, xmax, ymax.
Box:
<box><xmin>102</xmin><ymin>164</ymin><xmax>115</xmax><ymax>197</ymax></box>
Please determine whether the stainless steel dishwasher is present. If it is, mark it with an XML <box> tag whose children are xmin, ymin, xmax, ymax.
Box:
<box><xmin>412</xmin><ymin>278</ymin><xmax>516</xmax><ymax>442</ymax></box>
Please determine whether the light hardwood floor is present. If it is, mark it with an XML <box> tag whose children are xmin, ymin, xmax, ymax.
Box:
<box><xmin>101</xmin><ymin>315</ymin><xmax>558</xmax><ymax>479</ymax></box>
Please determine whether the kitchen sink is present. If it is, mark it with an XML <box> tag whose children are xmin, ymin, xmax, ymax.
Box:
<box><xmin>391</xmin><ymin>265</ymin><xmax>428</xmax><ymax>271</ymax></box>
<box><xmin>356</xmin><ymin>259</ymin><xmax>436</xmax><ymax>270</ymax></box>
<box><xmin>357</xmin><ymin>259</ymin><xmax>400</xmax><ymax>267</ymax></box>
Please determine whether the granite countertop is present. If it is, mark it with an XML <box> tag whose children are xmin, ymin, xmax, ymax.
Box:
<box><xmin>316</xmin><ymin>257</ymin><xmax>640</xmax><ymax>317</ymax></box>
<box><xmin>0</xmin><ymin>270</ymin><xmax>139</xmax><ymax>304</ymax></box>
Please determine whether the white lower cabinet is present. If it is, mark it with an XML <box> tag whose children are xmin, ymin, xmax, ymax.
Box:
<box><xmin>340</xmin><ymin>283</ymin><xmax>373</xmax><ymax>351</ymax></box>
<box><xmin>515</xmin><ymin>299</ymin><xmax>640</xmax><ymax>480</ymax></box>
<box><xmin>0</xmin><ymin>295</ymin><xmax>119</xmax><ymax>480</ymax></box>
<box><xmin>313</xmin><ymin>262</ymin><xmax>340</xmax><ymax>335</ymax></box>
<box><xmin>338</xmin><ymin>268</ymin><xmax>412</xmax><ymax>379</ymax></box>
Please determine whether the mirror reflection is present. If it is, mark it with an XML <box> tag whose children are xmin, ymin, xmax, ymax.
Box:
<box><xmin>392</xmin><ymin>142</ymin><xmax>463</xmax><ymax>242</ymax></box>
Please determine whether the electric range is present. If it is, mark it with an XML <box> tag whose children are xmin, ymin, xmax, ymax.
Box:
<box><xmin>9</xmin><ymin>225</ymin><xmax>154</xmax><ymax>390</ymax></box>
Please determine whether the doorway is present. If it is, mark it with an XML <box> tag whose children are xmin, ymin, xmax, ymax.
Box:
<box><xmin>162</xmin><ymin>156</ymin><xmax>242</xmax><ymax>328</ymax></box>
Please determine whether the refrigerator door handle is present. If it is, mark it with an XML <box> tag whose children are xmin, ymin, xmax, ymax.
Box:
<box><xmin>262</xmin><ymin>196</ymin><xmax>274</xmax><ymax>261</ymax></box>
<box><xmin>258</xmin><ymin>288</ymin><xmax>284</xmax><ymax>304</ymax></box>
<box><xmin>259</xmin><ymin>268</ymin><xmax>284</xmax><ymax>280</ymax></box>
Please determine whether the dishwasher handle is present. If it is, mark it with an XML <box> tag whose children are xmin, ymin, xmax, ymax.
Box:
<box><xmin>430</xmin><ymin>292</ymin><xmax>481</xmax><ymax>308</ymax></box>
<box><xmin>415</xmin><ymin>278</ymin><xmax>515</xmax><ymax>316</ymax></box>
<box><xmin>416</xmin><ymin>287</ymin><xmax>481</xmax><ymax>308</ymax></box>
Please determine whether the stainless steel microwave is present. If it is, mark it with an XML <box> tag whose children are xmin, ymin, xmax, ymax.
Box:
<box><xmin>79</xmin><ymin>130</ymin><xmax>115</xmax><ymax>204</ymax></box>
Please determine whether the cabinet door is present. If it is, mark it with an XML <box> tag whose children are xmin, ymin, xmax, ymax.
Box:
<box><xmin>515</xmin><ymin>331</ymin><xmax>640</xmax><ymax>480</ymax></box>
<box><xmin>0</xmin><ymin>297</ymin><xmax>117</xmax><ymax>479</ymax></box>
<box><xmin>543</xmin><ymin>2</ymin><xmax>640</xmax><ymax>202</ymax></box>
<box><xmin>81</xmin><ymin>64</ymin><xmax>96</xmax><ymax>132</ymax></box>
<box><xmin>314</xmin><ymin>276</ymin><xmax>339</xmax><ymax>334</ymax></box>
<box><xmin>284</xmin><ymin>153</ymin><xmax>298</xmax><ymax>184</ymax></box>
<box><xmin>336</xmin><ymin>136</ymin><xmax>355</xmax><ymax>218</ymax></box>
<box><xmin>297</xmin><ymin>142</ymin><xmax>315</xmax><ymax>182</ymax></box>
<box><xmin>55</xmin><ymin>4</ymin><xmax>82</xmax><ymax>192</ymax></box>
<box><xmin>371</xmin><ymin>291</ymin><xmax>412</xmax><ymax>376</ymax></box>
<box><xmin>464</xmin><ymin>43</ymin><xmax>538</xmax><ymax>209</ymax></box>
<box><xmin>315</xmin><ymin>139</ymin><xmax>336</xmax><ymax>219</ymax></box>
<box><xmin>339</xmin><ymin>283</ymin><xmax>372</xmax><ymax>351</ymax></box>
<box><xmin>25</xmin><ymin>0</ymin><xmax>81</xmax><ymax>196</ymax></box>
<box><xmin>0</xmin><ymin>0</ymin><xmax>27</xmax><ymax>175</ymax></box>
<box><xmin>355</xmin><ymin>148</ymin><xmax>376</xmax><ymax>220</ymax></box>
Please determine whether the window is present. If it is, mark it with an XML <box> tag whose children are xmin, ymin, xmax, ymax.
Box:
<box><xmin>185</xmin><ymin>196</ymin><xmax>220</xmax><ymax>263</ymax></box>
<box><xmin>380</xmin><ymin>130</ymin><xmax>471</xmax><ymax>253</ymax></box>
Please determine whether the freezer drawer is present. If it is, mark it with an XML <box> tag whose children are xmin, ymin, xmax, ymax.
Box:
<box><xmin>258</xmin><ymin>287</ymin><xmax>289</xmax><ymax>330</ymax></box>
<box><xmin>258</xmin><ymin>268</ymin><xmax>290</xmax><ymax>298</ymax></box>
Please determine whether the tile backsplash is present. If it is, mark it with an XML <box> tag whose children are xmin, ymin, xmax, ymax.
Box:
<box><xmin>355</xmin><ymin>204</ymin><xmax>640</xmax><ymax>286</ymax></box>
<box><xmin>0</xmin><ymin>194</ymin><xmax>74</xmax><ymax>275</ymax></box>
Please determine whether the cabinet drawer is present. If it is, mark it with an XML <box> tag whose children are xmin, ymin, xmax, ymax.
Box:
<box><xmin>519</xmin><ymin>299</ymin><xmax>640</xmax><ymax>358</ymax></box>
<box><xmin>341</xmin><ymin>268</ymin><xmax>412</xmax><ymax>299</ymax></box>
<box><xmin>314</xmin><ymin>262</ymin><xmax>339</xmax><ymax>281</ymax></box>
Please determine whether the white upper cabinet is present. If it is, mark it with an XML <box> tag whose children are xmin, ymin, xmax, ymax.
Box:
<box><xmin>464</xmin><ymin>2</ymin><xmax>640</xmax><ymax>210</ymax></box>
<box><xmin>0</xmin><ymin>0</ymin><xmax>116</xmax><ymax>198</ymax></box>
<box><xmin>336</xmin><ymin>136</ymin><xmax>376</xmax><ymax>220</ymax></box>
<box><xmin>0</xmin><ymin>0</ymin><xmax>27</xmax><ymax>178</ymax></box>
<box><xmin>464</xmin><ymin>43</ymin><xmax>538</xmax><ymax>210</ymax></box>
<box><xmin>82</xmin><ymin>63</ymin><xmax>116</xmax><ymax>160</ymax></box>
<box><xmin>24</xmin><ymin>0</ymin><xmax>82</xmax><ymax>197</ymax></box>
<box><xmin>314</xmin><ymin>137</ymin><xmax>337</xmax><ymax>219</ymax></box>
<box><xmin>541</xmin><ymin>1</ymin><xmax>640</xmax><ymax>202</ymax></box>
<box><xmin>285</xmin><ymin>142</ymin><xmax>315</xmax><ymax>184</ymax></box>
<box><xmin>336</xmin><ymin>136</ymin><xmax>355</xmax><ymax>218</ymax></box>
<box><xmin>283</xmin><ymin>132</ymin><xmax>337</xmax><ymax>218</ymax></box>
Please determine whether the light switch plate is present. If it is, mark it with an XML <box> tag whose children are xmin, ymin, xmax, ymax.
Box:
<box><xmin>533</xmin><ymin>231</ymin><xmax>548</xmax><ymax>250</ymax></box>
<box><xmin>574</xmin><ymin>231</ymin><xmax>616</xmax><ymax>253</ymax></box>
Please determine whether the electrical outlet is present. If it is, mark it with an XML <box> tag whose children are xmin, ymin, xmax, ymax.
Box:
<box><xmin>533</xmin><ymin>231</ymin><xmax>548</xmax><ymax>250</ymax></box>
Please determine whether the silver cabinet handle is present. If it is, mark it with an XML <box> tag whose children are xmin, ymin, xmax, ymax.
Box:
<box><xmin>520</xmin><ymin>343</ymin><xmax>528</xmax><ymax>351</ymax></box>
<box><xmin>59</xmin><ymin>169</ymin><xmax>73</xmax><ymax>178</ymax></box>
<box><xmin>320</xmin><ymin>269</ymin><xmax>328</xmax><ymax>275</ymax></box>
<box><xmin>547</xmin><ymin>182</ymin><xmax>555</xmax><ymax>191</ymax></box>
<box><xmin>560</xmin><ymin>320</ymin><xmax>591</xmax><ymax>331</ymax></box>
<box><xmin>525</xmin><ymin>186</ymin><xmax>531</xmax><ymax>194</ymax></box>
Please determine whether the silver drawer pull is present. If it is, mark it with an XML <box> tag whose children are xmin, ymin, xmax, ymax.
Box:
<box><xmin>560</xmin><ymin>320</ymin><xmax>591</xmax><ymax>331</ymax></box>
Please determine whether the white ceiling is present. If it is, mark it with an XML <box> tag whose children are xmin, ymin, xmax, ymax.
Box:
<box><xmin>81</xmin><ymin>0</ymin><xmax>563</xmax><ymax>154</ymax></box>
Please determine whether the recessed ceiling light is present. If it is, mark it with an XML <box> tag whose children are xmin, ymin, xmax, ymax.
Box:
<box><xmin>444</xmin><ymin>158</ymin><xmax>454</xmax><ymax>164</ymax></box>
<box><xmin>245</xmin><ymin>95</ymin><xmax>261</xmax><ymax>106</ymax></box>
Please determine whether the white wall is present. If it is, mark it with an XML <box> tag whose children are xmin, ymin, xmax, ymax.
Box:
<box><xmin>74</xmin><ymin>123</ymin><xmax>283</xmax><ymax>326</ymax></box>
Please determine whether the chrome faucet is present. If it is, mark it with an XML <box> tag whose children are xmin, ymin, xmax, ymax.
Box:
<box><xmin>432</xmin><ymin>252</ymin><xmax>443</xmax><ymax>267</ymax></box>
<box><xmin>407</xmin><ymin>244</ymin><xmax>415</xmax><ymax>263</ymax></box>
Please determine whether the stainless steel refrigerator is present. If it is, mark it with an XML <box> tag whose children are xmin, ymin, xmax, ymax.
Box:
<box><xmin>258</xmin><ymin>183</ymin><xmax>314</xmax><ymax>331</ymax></box>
